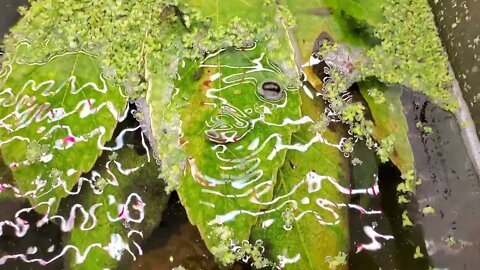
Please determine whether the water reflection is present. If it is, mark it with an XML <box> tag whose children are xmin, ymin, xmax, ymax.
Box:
<box><xmin>132</xmin><ymin>193</ymin><xmax>223</xmax><ymax>270</ymax></box>
<box><xmin>0</xmin><ymin>1</ymin><xmax>479</xmax><ymax>269</ymax></box>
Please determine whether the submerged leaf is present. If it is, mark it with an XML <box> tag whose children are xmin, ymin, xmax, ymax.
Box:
<box><xmin>360</xmin><ymin>82</ymin><xmax>415</xmax><ymax>174</ymax></box>
<box><xmin>322</xmin><ymin>0</ymin><xmax>385</xmax><ymax>28</ymax></box>
<box><xmin>63</xmin><ymin>140</ymin><xmax>168</xmax><ymax>269</ymax></box>
<box><xmin>0</xmin><ymin>49</ymin><xmax>127</xmax><ymax>213</ymax></box>
<box><xmin>285</xmin><ymin>0</ymin><xmax>377</xmax><ymax>65</ymax></box>
<box><xmin>0</xmin><ymin>153</ymin><xmax>15</xmax><ymax>200</ymax></box>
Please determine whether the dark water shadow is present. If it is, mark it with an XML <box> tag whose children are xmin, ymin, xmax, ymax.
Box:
<box><xmin>131</xmin><ymin>192</ymin><xmax>250</xmax><ymax>270</ymax></box>
<box><xmin>429</xmin><ymin>0</ymin><xmax>480</xmax><ymax>138</ymax></box>
<box><xmin>347</xmin><ymin>86</ymin><xmax>430</xmax><ymax>270</ymax></box>
<box><xmin>0</xmin><ymin>199</ymin><xmax>63</xmax><ymax>270</ymax></box>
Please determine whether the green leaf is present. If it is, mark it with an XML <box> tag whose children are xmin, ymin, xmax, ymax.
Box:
<box><xmin>173</xmin><ymin>43</ymin><xmax>303</xmax><ymax>253</ymax></box>
<box><xmin>359</xmin><ymin>81</ymin><xmax>415</xmax><ymax>174</ymax></box>
<box><xmin>144</xmin><ymin>20</ymin><xmax>189</xmax><ymax>192</ymax></box>
<box><xmin>250</xmin><ymin>91</ymin><xmax>350</xmax><ymax>270</ymax></box>
<box><xmin>145</xmin><ymin>1</ymin><xmax>303</xmax><ymax>257</ymax></box>
<box><xmin>285</xmin><ymin>0</ymin><xmax>376</xmax><ymax>65</ymax></box>
<box><xmin>322</xmin><ymin>0</ymin><xmax>385</xmax><ymax>28</ymax></box>
<box><xmin>184</xmin><ymin>0</ymin><xmax>268</xmax><ymax>24</ymax></box>
<box><xmin>0</xmin><ymin>50</ymin><xmax>128</xmax><ymax>213</ymax></box>
<box><xmin>63</xmin><ymin>141</ymin><xmax>168</xmax><ymax>269</ymax></box>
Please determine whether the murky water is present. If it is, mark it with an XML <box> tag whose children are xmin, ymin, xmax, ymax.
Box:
<box><xmin>1</xmin><ymin>1</ymin><xmax>479</xmax><ymax>270</ymax></box>
<box><xmin>429</xmin><ymin>0</ymin><xmax>480</xmax><ymax>138</ymax></box>
<box><xmin>402</xmin><ymin>90</ymin><xmax>480</xmax><ymax>269</ymax></box>
<box><xmin>0</xmin><ymin>0</ymin><xmax>27</xmax><ymax>39</ymax></box>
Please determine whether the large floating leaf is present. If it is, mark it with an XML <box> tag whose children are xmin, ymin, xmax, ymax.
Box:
<box><xmin>0</xmin><ymin>49</ymin><xmax>127</xmax><ymax>213</ymax></box>
<box><xmin>251</xmin><ymin>91</ymin><xmax>349</xmax><ymax>270</ymax></box>
<box><xmin>359</xmin><ymin>81</ymin><xmax>414</xmax><ymax>174</ymax></box>
<box><xmin>175</xmin><ymin>44</ymin><xmax>302</xmax><ymax>251</ymax></box>
<box><xmin>146</xmin><ymin>0</ymin><xmax>304</xmax><ymax>253</ymax></box>
<box><xmin>63</xmin><ymin>139</ymin><xmax>168</xmax><ymax>270</ymax></box>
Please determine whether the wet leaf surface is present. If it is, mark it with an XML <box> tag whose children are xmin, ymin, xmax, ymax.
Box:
<box><xmin>0</xmin><ymin>51</ymin><xmax>127</xmax><ymax>214</ymax></box>
<box><xmin>250</xmin><ymin>90</ymin><xmax>350</xmax><ymax>270</ymax></box>
<box><xmin>322</xmin><ymin>0</ymin><xmax>384</xmax><ymax>28</ymax></box>
<box><xmin>0</xmin><ymin>0</ymin><xmax>478</xmax><ymax>269</ymax></box>
<box><xmin>360</xmin><ymin>82</ymin><xmax>415</xmax><ymax>174</ymax></box>
<box><xmin>175</xmin><ymin>44</ymin><xmax>302</xmax><ymax>251</ymax></box>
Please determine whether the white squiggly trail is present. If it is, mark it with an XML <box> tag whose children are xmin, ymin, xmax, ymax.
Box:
<box><xmin>0</xmin><ymin>233</ymin><xmax>137</xmax><ymax>266</ymax></box>
<box><xmin>0</xmin><ymin>198</ymin><xmax>56</xmax><ymax>238</ymax></box>
<box><xmin>356</xmin><ymin>226</ymin><xmax>394</xmax><ymax>252</ymax></box>
<box><xmin>208</xmin><ymin>171</ymin><xmax>381</xmax><ymax>225</ymax></box>
<box><xmin>0</xmin><ymin>121</ymin><xmax>145</xmax><ymax>202</ymax></box>
<box><xmin>277</xmin><ymin>253</ymin><xmax>301</xmax><ymax>269</ymax></box>
<box><xmin>0</xmin><ymin>186</ymin><xmax>144</xmax><ymax>235</ymax></box>
<box><xmin>0</xmin><ymin>70</ymin><xmax>128</xmax><ymax>130</ymax></box>
<box><xmin>48</xmin><ymin>203</ymin><xmax>102</xmax><ymax>231</ymax></box>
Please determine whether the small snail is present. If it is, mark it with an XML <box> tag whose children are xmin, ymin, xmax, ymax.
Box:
<box><xmin>257</xmin><ymin>80</ymin><xmax>284</xmax><ymax>102</ymax></box>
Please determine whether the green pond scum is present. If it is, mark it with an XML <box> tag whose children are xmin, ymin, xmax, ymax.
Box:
<box><xmin>0</xmin><ymin>0</ymin><xmax>472</xmax><ymax>270</ymax></box>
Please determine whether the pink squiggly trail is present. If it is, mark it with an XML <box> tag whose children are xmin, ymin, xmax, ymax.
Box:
<box><xmin>356</xmin><ymin>226</ymin><xmax>394</xmax><ymax>252</ymax></box>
